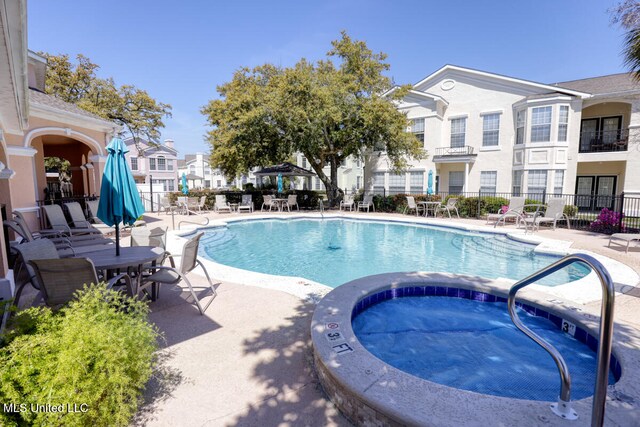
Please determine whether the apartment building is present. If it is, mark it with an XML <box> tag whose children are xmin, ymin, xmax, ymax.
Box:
<box><xmin>124</xmin><ymin>137</ymin><xmax>178</xmax><ymax>192</ymax></box>
<box><xmin>367</xmin><ymin>65</ymin><xmax>640</xmax><ymax>211</ymax></box>
<box><xmin>177</xmin><ymin>153</ymin><xmax>256</xmax><ymax>190</ymax></box>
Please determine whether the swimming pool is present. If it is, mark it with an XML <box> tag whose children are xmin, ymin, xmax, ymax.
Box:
<box><xmin>198</xmin><ymin>218</ymin><xmax>589</xmax><ymax>287</ymax></box>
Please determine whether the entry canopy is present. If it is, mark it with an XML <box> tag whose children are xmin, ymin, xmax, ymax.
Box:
<box><xmin>254</xmin><ymin>162</ymin><xmax>315</xmax><ymax>177</ymax></box>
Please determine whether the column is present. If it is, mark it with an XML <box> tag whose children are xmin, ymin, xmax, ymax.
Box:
<box><xmin>463</xmin><ymin>163</ymin><xmax>469</xmax><ymax>193</ymax></box>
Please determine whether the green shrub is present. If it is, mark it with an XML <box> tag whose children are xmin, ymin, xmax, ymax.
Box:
<box><xmin>0</xmin><ymin>285</ymin><xmax>160</xmax><ymax>427</ymax></box>
<box><xmin>564</xmin><ymin>204</ymin><xmax>578</xmax><ymax>218</ymax></box>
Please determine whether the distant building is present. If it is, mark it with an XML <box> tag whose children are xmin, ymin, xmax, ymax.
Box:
<box><xmin>124</xmin><ymin>137</ymin><xmax>178</xmax><ymax>192</ymax></box>
<box><xmin>294</xmin><ymin>153</ymin><xmax>364</xmax><ymax>193</ymax></box>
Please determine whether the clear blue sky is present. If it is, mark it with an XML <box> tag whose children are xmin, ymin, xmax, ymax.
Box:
<box><xmin>28</xmin><ymin>0</ymin><xmax>629</xmax><ymax>158</ymax></box>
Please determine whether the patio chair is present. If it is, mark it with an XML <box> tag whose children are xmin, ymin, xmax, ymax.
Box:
<box><xmin>261</xmin><ymin>195</ymin><xmax>275</xmax><ymax>211</ymax></box>
<box><xmin>176</xmin><ymin>197</ymin><xmax>188</xmax><ymax>214</ymax></box>
<box><xmin>358</xmin><ymin>195</ymin><xmax>375</xmax><ymax>212</ymax></box>
<box><xmin>187</xmin><ymin>197</ymin><xmax>200</xmax><ymax>212</ymax></box>
<box><xmin>66</xmin><ymin>201</ymin><xmax>114</xmax><ymax>234</ymax></box>
<box><xmin>521</xmin><ymin>198</ymin><xmax>570</xmax><ymax>232</ymax></box>
<box><xmin>214</xmin><ymin>195</ymin><xmax>232</xmax><ymax>213</ymax></box>
<box><xmin>340</xmin><ymin>195</ymin><xmax>354</xmax><ymax>211</ymax></box>
<box><xmin>130</xmin><ymin>226</ymin><xmax>171</xmax><ymax>281</ymax></box>
<box><xmin>28</xmin><ymin>258</ymin><xmax>133</xmax><ymax>308</ymax></box>
<box><xmin>42</xmin><ymin>204</ymin><xmax>103</xmax><ymax>236</ymax></box>
<box><xmin>197</xmin><ymin>196</ymin><xmax>207</xmax><ymax>212</ymax></box>
<box><xmin>438</xmin><ymin>198</ymin><xmax>460</xmax><ymax>218</ymax></box>
<box><xmin>486</xmin><ymin>196</ymin><xmax>526</xmax><ymax>227</ymax></box>
<box><xmin>11</xmin><ymin>238</ymin><xmax>61</xmax><ymax>308</ymax></box>
<box><xmin>608</xmin><ymin>233</ymin><xmax>640</xmax><ymax>253</ymax></box>
<box><xmin>238</xmin><ymin>194</ymin><xmax>253</xmax><ymax>213</ymax></box>
<box><xmin>159</xmin><ymin>197</ymin><xmax>177</xmax><ymax>215</ymax></box>
<box><xmin>138</xmin><ymin>232</ymin><xmax>217</xmax><ymax>315</ymax></box>
<box><xmin>286</xmin><ymin>194</ymin><xmax>299</xmax><ymax>211</ymax></box>
<box><xmin>405</xmin><ymin>196</ymin><xmax>424</xmax><ymax>216</ymax></box>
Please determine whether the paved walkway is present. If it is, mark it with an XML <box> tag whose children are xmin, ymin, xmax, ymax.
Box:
<box><xmin>131</xmin><ymin>209</ymin><xmax>640</xmax><ymax>426</ymax></box>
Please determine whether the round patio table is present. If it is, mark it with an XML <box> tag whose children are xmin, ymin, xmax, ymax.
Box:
<box><xmin>80</xmin><ymin>246</ymin><xmax>165</xmax><ymax>299</ymax></box>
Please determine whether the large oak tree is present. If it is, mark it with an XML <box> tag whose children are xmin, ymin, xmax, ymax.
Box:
<box><xmin>42</xmin><ymin>53</ymin><xmax>172</xmax><ymax>146</ymax></box>
<box><xmin>202</xmin><ymin>32</ymin><xmax>425</xmax><ymax>206</ymax></box>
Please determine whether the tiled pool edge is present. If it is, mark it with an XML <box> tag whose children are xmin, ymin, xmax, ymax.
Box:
<box><xmin>311</xmin><ymin>272</ymin><xmax>640</xmax><ymax>427</ymax></box>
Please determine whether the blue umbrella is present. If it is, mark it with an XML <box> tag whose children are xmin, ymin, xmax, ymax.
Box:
<box><xmin>427</xmin><ymin>170</ymin><xmax>434</xmax><ymax>195</ymax></box>
<box><xmin>277</xmin><ymin>173</ymin><xmax>283</xmax><ymax>193</ymax></box>
<box><xmin>98</xmin><ymin>137</ymin><xmax>145</xmax><ymax>256</ymax></box>
<box><xmin>181</xmin><ymin>173</ymin><xmax>189</xmax><ymax>195</ymax></box>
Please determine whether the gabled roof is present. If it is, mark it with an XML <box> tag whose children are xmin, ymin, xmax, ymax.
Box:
<box><xmin>30</xmin><ymin>89</ymin><xmax>114</xmax><ymax>124</ymax></box>
<box><xmin>413</xmin><ymin>65</ymin><xmax>590</xmax><ymax>98</ymax></box>
<box><xmin>254</xmin><ymin>162</ymin><xmax>315</xmax><ymax>177</ymax></box>
<box><xmin>383</xmin><ymin>87</ymin><xmax>448</xmax><ymax>104</ymax></box>
<box><xmin>552</xmin><ymin>73</ymin><xmax>640</xmax><ymax>96</ymax></box>
<box><xmin>124</xmin><ymin>136</ymin><xmax>177</xmax><ymax>155</ymax></box>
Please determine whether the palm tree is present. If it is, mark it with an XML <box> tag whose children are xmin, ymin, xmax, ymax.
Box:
<box><xmin>611</xmin><ymin>1</ymin><xmax>640</xmax><ymax>78</ymax></box>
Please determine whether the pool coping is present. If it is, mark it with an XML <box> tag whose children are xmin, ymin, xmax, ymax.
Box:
<box><xmin>169</xmin><ymin>212</ymin><xmax>639</xmax><ymax>305</ymax></box>
<box><xmin>310</xmin><ymin>272</ymin><xmax>640</xmax><ymax>427</ymax></box>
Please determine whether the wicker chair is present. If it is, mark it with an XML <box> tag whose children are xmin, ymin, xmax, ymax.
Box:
<box><xmin>139</xmin><ymin>232</ymin><xmax>217</xmax><ymax>315</ymax></box>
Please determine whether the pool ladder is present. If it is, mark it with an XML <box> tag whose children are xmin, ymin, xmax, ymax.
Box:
<box><xmin>507</xmin><ymin>253</ymin><xmax>615</xmax><ymax>427</ymax></box>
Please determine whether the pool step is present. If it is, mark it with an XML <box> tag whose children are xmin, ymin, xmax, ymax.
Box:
<box><xmin>450</xmin><ymin>235</ymin><xmax>534</xmax><ymax>259</ymax></box>
<box><xmin>199</xmin><ymin>231</ymin><xmax>236</xmax><ymax>247</ymax></box>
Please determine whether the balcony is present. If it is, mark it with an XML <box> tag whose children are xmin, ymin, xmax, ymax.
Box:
<box><xmin>432</xmin><ymin>146</ymin><xmax>477</xmax><ymax>163</ymax></box>
<box><xmin>579</xmin><ymin>129</ymin><xmax>629</xmax><ymax>153</ymax></box>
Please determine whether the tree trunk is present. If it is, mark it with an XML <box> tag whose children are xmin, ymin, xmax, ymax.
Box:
<box><xmin>308</xmin><ymin>155</ymin><xmax>344</xmax><ymax>207</ymax></box>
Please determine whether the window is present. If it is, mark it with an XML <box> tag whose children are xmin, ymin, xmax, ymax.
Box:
<box><xmin>410</xmin><ymin>118</ymin><xmax>425</xmax><ymax>144</ymax></box>
<box><xmin>516</xmin><ymin>110</ymin><xmax>525</xmax><ymax>145</ymax></box>
<box><xmin>167</xmin><ymin>160</ymin><xmax>174</xmax><ymax>171</ymax></box>
<box><xmin>512</xmin><ymin>170</ymin><xmax>523</xmax><ymax>196</ymax></box>
<box><xmin>216</xmin><ymin>180</ymin><xmax>222</xmax><ymax>187</ymax></box>
<box><xmin>189</xmin><ymin>164</ymin><xmax>195</xmax><ymax>173</ymax></box>
<box><xmin>479</xmin><ymin>171</ymin><xmax>497</xmax><ymax>195</ymax></box>
<box><xmin>204</xmin><ymin>180</ymin><xmax>210</xmax><ymax>188</ymax></box>
<box><xmin>149</xmin><ymin>158</ymin><xmax>156</xmax><ymax>170</ymax></box>
<box><xmin>301</xmin><ymin>157</ymin><xmax>307</xmax><ymax>168</ymax></box>
<box><xmin>356</xmin><ymin>176</ymin><xmax>362</xmax><ymax>190</ymax></box>
<box><xmin>130</xmin><ymin>157</ymin><xmax>138</xmax><ymax>170</ymax></box>
<box><xmin>356</xmin><ymin>159</ymin><xmax>362</xmax><ymax>168</ymax></box>
<box><xmin>409</xmin><ymin>171</ymin><xmax>423</xmax><ymax>193</ymax></box>
<box><xmin>558</xmin><ymin>106</ymin><xmax>569</xmax><ymax>142</ymax></box>
<box><xmin>482</xmin><ymin>114</ymin><xmax>500</xmax><ymax>146</ymax></box>
<box><xmin>554</xmin><ymin>170</ymin><xmax>564</xmax><ymax>195</ymax></box>
<box><xmin>204</xmin><ymin>167</ymin><xmax>211</xmax><ymax>175</ymax></box>
<box><xmin>314</xmin><ymin>178</ymin><xmax>324</xmax><ymax>190</ymax></box>
<box><xmin>450</xmin><ymin>118</ymin><xmax>466</xmax><ymax>147</ymax></box>
<box><xmin>167</xmin><ymin>180</ymin><xmax>175</xmax><ymax>192</ymax></box>
<box><xmin>527</xmin><ymin>170</ymin><xmax>547</xmax><ymax>198</ymax></box>
<box><xmin>373</xmin><ymin>172</ymin><xmax>385</xmax><ymax>194</ymax></box>
<box><xmin>448</xmin><ymin>171</ymin><xmax>464</xmax><ymax>194</ymax></box>
<box><xmin>531</xmin><ymin>106</ymin><xmax>552</xmax><ymax>142</ymax></box>
<box><xmin>157</xmin><ymin>157</ymin><xmax>166</xmax><ymax>171</ymax></box>
<box><xmin>388</xmin><ymin>173</ymin><xmax>406</xmax><ymax>195</ymax></box>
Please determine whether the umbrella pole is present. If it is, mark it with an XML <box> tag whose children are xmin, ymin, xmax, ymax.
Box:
<box><xmin>115</xmin><ymin>223</ymin><xmax>120</xmax><ymax>256</ymax></box>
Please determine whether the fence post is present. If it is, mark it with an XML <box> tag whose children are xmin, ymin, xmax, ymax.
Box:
<box><xmin>542</xmin><ymin>188</ymin><xmax>547</xmax><ymax>205</ymax></box>
<box><xmin>149</xmin><ymin>174</ymin><xmax>154</xmax><ymax>212</ymax></box>
<box><xmin>618</xmin><ymin>192</ymin><xmax>625</xmax><ymax>233</ymax></box>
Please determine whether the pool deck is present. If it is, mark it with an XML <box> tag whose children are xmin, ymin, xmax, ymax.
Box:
<box><xmin>130</xmin><ymin>209</ymin><xmax>640</xmax><ymax>426</ymax></box>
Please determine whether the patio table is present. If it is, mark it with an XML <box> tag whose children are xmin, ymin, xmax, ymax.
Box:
<box><xmin>418</xmin><ymin>201</ymin><xmax>441</xmax><ymax>217</ymax></box>
<box><xmin>272</xmin><ymin>198</ymin><xmax>288</xmax><ymax>212</ymax></box>
<box><xmin>79</xmin><ymin>246</ymin><xmax>165</xmax><ymax>299</ymax></box>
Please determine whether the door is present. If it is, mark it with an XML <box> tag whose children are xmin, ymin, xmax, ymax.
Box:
<box><xmin>601</xmin><ymin>116</ymin><xmax>622</xmax><ymax>145</ymax></box>
<box><xmin>595</xmin><ymin>176</ymin><xmax>616</xmax><ymax>210</ymax></box>
<box><xmin>575</xmin><ymin>176</ymin><xmax>593</xmax><ymax>210</ymax></box>
<box><xmin>579</xmin><ymin>119</ymin><xmax>599</xmax><ymax>152</ymax></box>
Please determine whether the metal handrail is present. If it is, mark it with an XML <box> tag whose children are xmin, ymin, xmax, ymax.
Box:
<box><xmin>178</xmin><ymin>210</ymin><xmax>210</xmax><ymax>230</ymax></box>
<box><xmin>507</xmin><ymin>253</ymin><xmax>615</xmax><ymax>425</ymax></box>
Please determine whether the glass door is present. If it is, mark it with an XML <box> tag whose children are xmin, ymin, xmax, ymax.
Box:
<box><xmin>601</xmin><ymin>117</ymin><xmax>622</xmax><ymax>145</ymax></box>
<box><xmin>595</xmin><ymin>176</ymin><xmax>616</xmax><ymax>210</ymax></box>
<box><xmin>575</xmin><ymin>176</ymin><xmax>593</xmax><ymax>210</ymax></box>
<box><xmin>580</xmin><ymin>119</ymin><xmax>599</xmax><ymax>152</ymax></box>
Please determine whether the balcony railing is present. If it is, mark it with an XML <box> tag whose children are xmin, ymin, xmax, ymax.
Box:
<box><xmin>434</xmin><ymin>146</ymin><xmax>476</xmax><ymax>156</ymax></box>
<box><xmin>579</xmin><ymin>129</ymin><xmax>629</xmax><ymax>153</ymax></box>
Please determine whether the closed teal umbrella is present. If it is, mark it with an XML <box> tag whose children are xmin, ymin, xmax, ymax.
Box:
<box><xmin>98</xmin><ymin>137</ymin><xmax>145</xmax><ymax>256</ymax></box>
<box><xmin>427</xmin><ymin>170</ymin><xmax>434</xmax><ymax>195</ymax></box>
<box><xmin>277</xmin><ymin>173</ymin><xmax>283</xmax><ymax>194</ymax></box>
<box><xmin>181</xmin><ymin>173</ymin><xmax>189</xmax><ymax>195</ymax></box>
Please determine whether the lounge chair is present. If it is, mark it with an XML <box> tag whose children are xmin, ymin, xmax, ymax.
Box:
<box><xmin>4</xmin><ymin>218</ymin><xmax>111</xmax><ymax>250</ymax></box>
<box><xmin>139</xmin><ymin>232</ymin><xmax>217</xmax><ymax>315</ymax></box>
<box><xmin>521</xmin><ymin>198</ymin><xmax>570</xmax><ymax>232</ymax></box>
<box><xmin>438</xmin><ymin>198</ymin><xmax>460</xmax><ymax>218</ymax></box>
<box><xmin>86</xmin><ymin>200</ymin><xmax>103</xmax><ymax>224</ymax></box>
<box><xmin>286</xmin><ymin>195</ymin><xmax>299</xmax><ymax>211</ymax></box>
<box><xmin>29</xmin><ymin>258</ymin><xmax>133</xmax><ymax>308</ymax></box>
<box><xmin>65</xmin><ymin>202</ymin><xmax>114</xmax><ymax>234</ymax></box>
<box><xmin>214</xmin><ymin>195</ymin><xmax>232</xmax><ymax>213</ymax></box>
<box><xmin>358</xmin><ymin>195</ymin><xmax>375</xmax><ymax>212</ymax></box>
<box><xmin>261</xmin><ymin>195</ymin><xmax>275</xmax><ymax>211</ymax></box>
<box><xmin>188</xmin><ymin>197</ymin><xmax>200</xmax><ymax>212</ymax></box>
<box><xmin>340</xmin><ymin>195</ymin><xmax>354</xmax><ymax>211</ymax></box>
<box><xmin>41</xmin><ymin>204</ymin><xmax>103</xmax><ymax>236</ymax></box>
<box><xmin>197</xmin><ymin>196</ymin><xmax>207</xmax><ymax>212</ymax></box>
<box><xmin>486</xmin><ymin>197</ymin><xmax>526</xmax><ymax>227</ymax></box>
<box><xmin>608</xmin><ymin>233</ymin><xmax>640</xmax><ymax>253</ymax></box>
<box><xmin>238</xmin><ymin>194</ymin><xmax>253</xmax><ymax>213</ymax></box>
<box><xmin>405</xmin><ymin>196</ymin><xmax>425</xmax><ymax>216</ymax></box>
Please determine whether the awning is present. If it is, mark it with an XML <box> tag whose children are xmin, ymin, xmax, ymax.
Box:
<box><xmin>253</xmin><ymin>162</ymin><xmax>315</xmax><ymax>177</ymax></box>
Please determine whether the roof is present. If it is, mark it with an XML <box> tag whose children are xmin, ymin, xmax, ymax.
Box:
<box><xmin>552</xmin><ymin>73</ymin><xmax>640</xmax><ymax>96</ymax></box>
<box><xmin>177</xmin><ymin>159</ymin><xmax>186</xmax><ymax>168</ymax></box>
<box><xmin>29</xmin><ymin>89</ymin><xmax>112</xmax><ymax>123</ymax></box>
<box><xmin>254</xmin><ymin>162</ymin><xmax>316</xmax><ymax>177</ymax></box>
<box><xmin>185</xmin><ymin>173</ymin><xmax>203</xmax><ymax>180</ymax></box>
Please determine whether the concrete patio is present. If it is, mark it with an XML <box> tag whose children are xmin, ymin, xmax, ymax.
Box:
<box><xmin>122</xmin><ymin>209</ymin><xmax>640</xmax><ymax>426</ymax></box>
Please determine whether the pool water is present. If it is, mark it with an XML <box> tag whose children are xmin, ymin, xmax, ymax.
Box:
<box><xmin>199</xmin><ymin>218</ymin><xmax>589</xmax><ymax>288</ymax></box>
<box><xmin>352</xmin><ymin>296</ymin><xmax>614</xmax><ymax>401</ymax></box>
